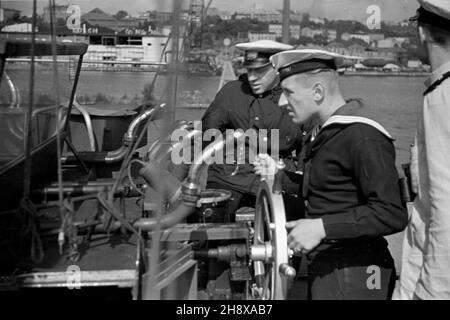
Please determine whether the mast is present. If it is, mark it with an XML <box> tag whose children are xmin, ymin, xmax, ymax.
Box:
<box><xmin>167</xmin><ymin>0</ymin><xmax>182</xmax><ymax>124</ymax></box>
<box><xmin>282</xmin><ymin>0</ymin><xmax>290</xmax><ymax>44</ymax></box>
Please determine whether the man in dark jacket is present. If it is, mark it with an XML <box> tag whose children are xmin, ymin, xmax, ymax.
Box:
<box><xmin>201</xmin><ymin>40</ymin><xmax>303</xmax><ymax>220</ymax></box>
<box><xmin>265</xmin><ymin>49</ymin><xmax>409</xmax><ymax>299</ymax></box>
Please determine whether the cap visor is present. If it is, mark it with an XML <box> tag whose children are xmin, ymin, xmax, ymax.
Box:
<box><xmin>242</xmin><ymin>62</ymin><xmax>272</xmax><ymax>69</ymax></box>
<box><xmin>409</xmin><ymin>12</ymin><xmax>419</xmax><ymax>21</ymax></box>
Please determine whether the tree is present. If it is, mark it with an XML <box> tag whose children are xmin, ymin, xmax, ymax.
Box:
<box><xmin>312</xmin><ymin>34</ymin><xmax>328</xmax><ymax>46</ymax></box>
<box><xmin>113</xmin><ymin>10</ymin><xmax>128</xmax><ymax>20</ymax></box>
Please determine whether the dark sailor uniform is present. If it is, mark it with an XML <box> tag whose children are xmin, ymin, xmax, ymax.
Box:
<box><xmin>201</xmin><ymin>40</ymin><xmax>302</xmax><ymax>218</ymax></box>
<box><xmin>270</xmin><ymin>47</ymin><xmax>408</xmax><ymax>300</ymax></box>
<box><xmin>202</xmin><ymin>74</ymin><xmax>303</xmax><ymax>215</ymax></box>
<box><xmin>302</xmin><ymin>99</ymin><xmax>408</xmax><ymax>299</ymax></box>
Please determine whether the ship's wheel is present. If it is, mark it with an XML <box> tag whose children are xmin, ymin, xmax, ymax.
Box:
<box><xmin>250</xmin><ymin>179</ymin><xmax>296</xmax><ymax>300</ymax></box>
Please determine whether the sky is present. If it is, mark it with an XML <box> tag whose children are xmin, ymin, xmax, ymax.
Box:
<box><xmin>3</xmin><ymin>0</ymin><xmax>419</xmax><ymax>23</ymax></box>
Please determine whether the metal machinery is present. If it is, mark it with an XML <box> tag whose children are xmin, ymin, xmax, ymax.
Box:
<box><xmin>180</xmin><ymin>0</ymin><xmax>219</xmax><ymax>75</ymax></box>
<box><xmin>0</xmin><ymin>39</ymin><xmax>296</xmax><ymax>299</ymax></box>
<box><xmin>0</xmin><ymin>3</ymin><xmax>297</xmax><ymax>300</ymax></box>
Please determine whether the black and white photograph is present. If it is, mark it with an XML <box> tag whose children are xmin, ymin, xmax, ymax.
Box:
<box><xmin>0</xmin><ymin>0</ymin><xmax>449</xmax><ymax>304</ymax></box>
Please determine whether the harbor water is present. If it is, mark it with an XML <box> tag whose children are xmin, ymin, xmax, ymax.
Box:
<box><xmin>6</xmin><ymin>70</ymin><xmax>427</xmax><ymax>270</ymax></box>
<box><xmin>71</xmin><ymin>71</ymin><xmax>425</xmax><ymax>169</ymax></box>
<box><xmin>73</xmin><ymin>71</ymin><xmax>426</xmax><ymax>270</ymax></box>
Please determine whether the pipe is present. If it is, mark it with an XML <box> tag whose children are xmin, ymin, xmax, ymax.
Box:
<box><xmin>282</xmin><ymin>0</ymin><xmax>290</xmax><ymax>44</ymax></box>
<box><xmin>4</xmin><ymin>72</ymin><xmax>20</xmax><ymax>109</ymax></box>
<box><xmin>134</xmin><ymin>130</ymin><xmax>244</xmax><ymax>231</ymax></box>
<box><xmin>147</xmin><ymin>120</ymin><xmax>192</xmax><ymax>161</ymax></box>
<box><xmin>133</xmin><ymin>202</ymin><xmax>193</xmax><ymax>230</ymax></box>
<box><xmin>62</xmin><ymin>104</ymin><xmax>164</xmax><ymax>164</ymax></box>
<box><xmin>125</xmin><ymin>105</ymin><xmax>163</xmax><ymax>142</ymax></box>
<box><xmin>145</xmin><ymin>121</ymin><xmax>201</xmax><ymax>183</ymax></box>
<box><xmin>138</xmin><ymin>159</ymin><xmax>182</xmax><ymax>205</ymax></box>
<box><xmin>72</xmin><ymin>101</ymin><xmax>96</xmax><ymax>151</ymax></box>
<box><xmin>147</xmin><ymin>123</ymin><xmax>202</xmax><ymax>181</ymax></box>
<box><xmin>34</xmin><ymin>184</ymin><xmax>141</xmax><ymax>198</ymax></box>
<box><xmin>161</xmin><ymin>128</ymin><xmax>202</xmax><ymax>162</ymax></box>
<box><xmin>186</xmin><ymin>130</ymin><xmax>244</xmax><ymax>187</ymax></box>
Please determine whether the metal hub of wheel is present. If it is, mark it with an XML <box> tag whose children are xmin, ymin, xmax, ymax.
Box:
<box><xmin>250</xmin><ymin>179</ymin><xmax>296</xmax><ymax>300</ymax></box>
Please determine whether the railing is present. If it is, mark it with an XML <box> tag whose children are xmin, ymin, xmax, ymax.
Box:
<box><xmin>6</xmin><ymin>58</ymin><xmax>167</xmax><ymax>66</ymax></box>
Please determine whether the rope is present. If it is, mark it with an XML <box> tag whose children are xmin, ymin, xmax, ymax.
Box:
<box><xmin>96</xmin><ymin>194</ymin><xmax>147</xmax><ymax>270</ymax></box>
<box><xmin>49</xmin><ymin>0</ymin><xmax>65</xmax><ymax>229</ymax></box>
<box><xmin>21</xmin><ymin>0</ymin><xmax>37</xmax><ymax>200</ymax></box>
<box><xmin>19</xmin><ymin>198</ymin><xmax>44</xmax><ymax>263</ymax></box>
<box><xmin>17</xmin><ymin>0</ymin><xmax>44</xmax><ymax>264</ymax></box>
<box><xmin>127</xmin><ymin>159</ymin><xmax>147</xmax><ymax>196</ymax></box>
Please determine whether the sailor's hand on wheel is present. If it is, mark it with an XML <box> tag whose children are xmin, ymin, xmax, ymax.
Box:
<box><xmin>286</xmin><ymin>219</ymin><xmax>326</xmax><ymax>254</ymax></box>
<box><xmin>253</xmin><ymin>153</ymin><xmax>278</xmax><ymax>179</ymax></box>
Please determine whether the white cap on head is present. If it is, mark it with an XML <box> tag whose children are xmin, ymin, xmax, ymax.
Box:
<box><xmin>410</xmin><ymin>0</ymin><xmax>450</xmax><ymax>29</ymax></box>
<box><xmin>235</xmin><ymin>40</ymin><xmax>294</xmax><ymax>69</ymax></box>
<box><xmin>270</xmin><ymin>49</ymin><xmax>350</xmax><ymax>82</ymax></box>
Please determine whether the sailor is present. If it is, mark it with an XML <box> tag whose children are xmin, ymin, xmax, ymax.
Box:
<box><xmin>201</xmin><ymin>40</ymin><xmax>303</xmax><ymax>221</ymax></box>
<box><xmin>394</xmin><ymin>0</ymin><xmax>450</xmax><ymax>300</ymax></box>
<box><xmin>258</xmin><ymin>48</ymin><xmax>408</xmax><ymax>299</ymax></box>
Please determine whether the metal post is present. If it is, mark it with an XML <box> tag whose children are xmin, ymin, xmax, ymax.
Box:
<box><xmin>282</xmin><ymin>0</ymin><xmax>290</xmax><ymax>44</ymax></box>
<box><xmin>166</xmin><ymin>0</ymin><xmax>182</xmax><ymax>125</ymax></box>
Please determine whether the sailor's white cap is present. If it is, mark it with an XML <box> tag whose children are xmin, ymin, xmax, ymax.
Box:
<box><xmin>235</xmin><ymin>40</ymin><xmax>293</xmax><ymax>69</ymax></box>
<box><xmin>410</xmin><ymin>0</ymin><xmax>450</xmax><ymax>29</ymax></box>
<box><xmin>270</xmin><ymin>49</ymin><xmax>347</xmax><ymax>82</ymax></box>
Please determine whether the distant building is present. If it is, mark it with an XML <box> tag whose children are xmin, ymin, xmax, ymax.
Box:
<box><xmin>237</xmin><ymin>31</ymin><xmax>249</xmax><ymax>42</ymax></box>
<box><xmin>384</xmin><ymin>21</ymin><xmax>398</xmax><ymax>27</ymax></box>
<box><xmin>368</xmin><ymin>33</ymin><xmax>385</xmax><ymax>43</ymax></box>
<box><xmin>252</xmin><ymin>9</ymin><xmax>281</xmax><ymax>22</ymax></box>
<box><xmin>326</xmin><ymin>42</ymin><xmax>348</xmax><ymax>55</ymax></box>
<box><xmin>207</xmin><ymin>7</ymin><xmax>232</xmax><ymax>20</ymax></box>
<box><xmin>289</xmin><ymin>10</ymin><xmax>303</xmax><ymax>22</ymax></box>
<box><xmin>268</xmin><ymin>24</ymin><xmax>301</xmax><ymax>39</ymax></box>
<box><xmin>310</xmin><ymin>17</ymin><xmax>325</xmax><ymax>25</ymax></box>
<box><xmin>145</xmin><ymin>10</ymin><xmax>190</xmax><ymax>24</ymax></box>
<box><xmin>341</xmin><ymin>32</ymin><xmax>351</xmax><ymax>41</ymax></box>
<box><xmin>234</xmin><ymin>12</ymin><xmax>252</xmax><ymax>20</ymax></box>
<box><xmin>377</xmin><ymin>37</ymin><xmax>409</xmax><ymax>48</ymax></box>
<box><xmin>301</xmin><ymin>27</ymin><xmax>324</xmax><ymax>38</ymax></box>
<box><xmin>84</xmin><ymin>34</ymin><xmax>183</xmax><ymax>65</ymax></box>
<box><xmin>137</xmin><ymin>11</ymin><xmax>151</xmax><ymax>21</ymax></box>
<box><xmin>150</xmin><ymin>26</ymin><xmax>172</xmax><ymax>36</ymax></box>
<box><xmin>407</xmin><ymin>60</ymin><xmax>422</xmax><ymax>68</ymax></box>
<box><xmin>43</xmin><ymin>4</ymin><xmax>68</xmax><ymax>23</ymax></box>
<box><xmin>248</xmin><ymin>32</ymin><xmax>277</xmax><ymax>42</ymax></box>
<box><xmin>399</xmin><ymin>21</ymin><xmax>410</xmax><ymax>27</ymax></box>
<box><xmin>362</xmin><ymin>46</ymin><xmax>406</xmax><ymax>65</ymax></box>
<box><xmin>1</xmin><ymin>23</ymin><xmax>33</xmax><ymax>32</ymax></box>
<box><xmin>220</xmin><ymin>13</ymin><xmax>232</xmax><ymax>21</ymax></box>
<box><xmin>0</xmin><ymin>7</ymin><xmax>22</xmax><ymax>22</ymax></box>
<box><xmin>81</xmin><ymin>8</ymin><xmax>120</xmax><ymax>30</ymax></box>
<box><xmin>390</xmin><ymin>37</ymin><xmax>410</xmax><ymax>45</ymax></box>
<box><xmin>348</xmin><ymin>32</ymin><xmax>371</xmax><ymax>44</ymax></box>
<box><xmin>326</xmin><ymin>30</ymin><xmax>337</xmax><ymax>42</ymax></box>
<box><xmin>347</xmin><ymin>44</ymin><xmax>367</xmax><ymax>56</ymax></box>
<box><xmin>364</xmin><ymin>48</ymin><xmax>396</xmax><ymax>60</ymax></box>
<box><xmin>82</xmin><ymin>8</ymin><xmax>140</xmax><ymax>31</ymax></box>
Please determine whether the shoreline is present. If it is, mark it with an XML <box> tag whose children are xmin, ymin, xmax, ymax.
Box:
<box><xmin>6</xmin><ymin>63</ymin><xmax>429</xmax><ymax>77</ymax></box>
<box><xmin>342</xmin><ymin>71</ymin><xmax>428</xmax><ymax>77</ymax></box>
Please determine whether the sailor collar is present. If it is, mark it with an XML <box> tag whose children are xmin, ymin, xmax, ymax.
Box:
<box><xmin>318</xmin><ymin>101</ymin><xmax>393</xmax><ymax>141</ymax></box>
<box><xmin>320</xmin><ymin>115</ymin><xmax>393</xmax><ymax>140</ymax></box>
<box><xmin>424</xmin><ymin>61</ymin><xmax>450</xmax><ymax>96</ymax></box>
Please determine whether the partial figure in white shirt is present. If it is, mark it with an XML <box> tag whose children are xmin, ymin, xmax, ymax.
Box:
<box><xmin>394</xmin><ymin>0</ymin><xmax>450</xmax><ymax>300</ymax></box>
